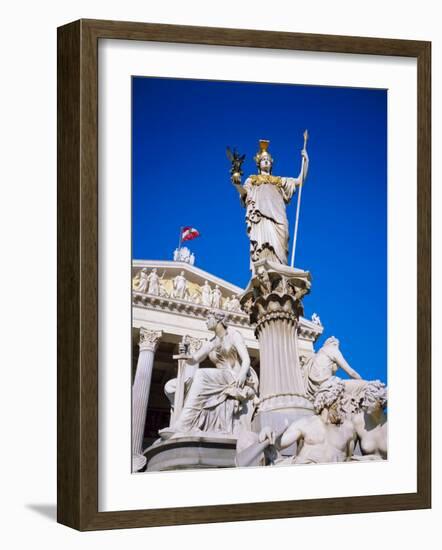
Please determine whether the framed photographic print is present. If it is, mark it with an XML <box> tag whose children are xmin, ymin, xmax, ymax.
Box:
<box><xmin>57</xmin><ymin>19</ymin><xmax>431</xmax><ymax>530</ymax></box>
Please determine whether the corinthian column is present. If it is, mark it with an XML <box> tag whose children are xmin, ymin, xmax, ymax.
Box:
<box><xmin>132</xmin><ymin>327</ymin><xmax>162</xmax><ymax>472</ymax></box>
<box><xmin>241</xmin><ymin>260</ymin><xmax>314</xmax><ymax>436</ymax></box>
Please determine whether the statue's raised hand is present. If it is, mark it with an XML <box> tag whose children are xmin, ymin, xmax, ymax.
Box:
<box><xmin>231</xmin><ymin>172</ymin><xmax>242</xmax><ymax>185</ymax></box>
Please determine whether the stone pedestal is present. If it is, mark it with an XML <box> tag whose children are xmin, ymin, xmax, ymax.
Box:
<box><xmin>241</xmin><ymin>260</ymin><xmax>315</xmax><ymax>449</ymax></box>
<box><xmin>132</xmin><ymin>327</ymin><xmax>162</xmax><ymax>472</ymax></box>
<box><xmin>144</xmin><ymin>434</ymin><xmax>237</xmax><ymax>471</ymax></box>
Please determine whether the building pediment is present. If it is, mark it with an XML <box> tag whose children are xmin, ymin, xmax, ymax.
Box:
<box><xmin>132</xmin><ymin>259</ymin><xmax>244</xmax><ymax>310</ymax></box>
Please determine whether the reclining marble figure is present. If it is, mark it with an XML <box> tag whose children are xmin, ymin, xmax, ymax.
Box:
<box><xmin>260</xmin><ymin>379</ymin><xmax>356</xmax><ymax>465</ymax></box>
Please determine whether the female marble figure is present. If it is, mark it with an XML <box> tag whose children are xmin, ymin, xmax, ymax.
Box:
<box><xmin>172</xmin><ymin>312</ymin><xmax>259</xmax><ymax>436</ymax></box>
<box><xmin>267</xmin><ymin>379</ymin><xmax>356</xmax><ymax>464</ymax></box>
<box><xmin>201</xmin><ymin>280</ymin><xmax>212</xmax><ymax>307</ymax></box>
<box><xmin>302</xmin><ymin>336</ymin><xmax>362</xmax><ymax>398</ymax></box>
<box><xmin>212</xmin><ymin>285</ymin><xmax>222</xmax><ymax>309</ymax></box>
<box><xmin>133</xmin><ymin>268</ymin><xmax>148</xmax><ymax>292</ymax></box>
<box><xmin>172</xmin><ymin>271</ymin><xmax>187</xmax><ymax>300</ymax></box>
<box><xmin>227</xmin><ymin>294</ymin><xmax>241</xmax><ymax>312</ymax></box>
<box><xmin>231</xmin><ymin>140</ymin><xmax>308</xmax><ymax>267</ymax></box>
<box><xmin>146</xmin><ymin>268</ymin><xmax>160</xmax><ymax>295</ymax></box>
<box><xmin>349</xmin><ymin>380</ymin><xmax>388</xmax><ymax>460</ymax></box>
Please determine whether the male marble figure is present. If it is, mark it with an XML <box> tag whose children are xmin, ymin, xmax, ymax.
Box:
<box><xmin>346</xmin><ymin>379</ymin><xmax>388</xmax><ymax>460</ymax></box>
<box><xmin>302</xmin><ymin>336</ymin><xmax>362</xmax><ymax>398</ymax></box>
<box><xmin>260</xmin><ymin>379</ymin><xmax>356</xmax><ymax>464</ymax></box>
<box><xmin>231</xmin><ymin>140</ymin><xmax>308</xmax><ymax>268</ymax></box>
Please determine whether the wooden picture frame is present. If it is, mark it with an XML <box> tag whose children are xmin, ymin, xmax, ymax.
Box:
<box><xmin>57</xmin><ymin>19</ymin><xmax>431</xmax><ymax>531</ymax></box>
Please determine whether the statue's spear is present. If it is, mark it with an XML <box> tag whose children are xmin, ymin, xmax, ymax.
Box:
<box><xmin>290</xmin><ymin>129</ymin><xmax>309</xmax><ymax>268</ymax></box>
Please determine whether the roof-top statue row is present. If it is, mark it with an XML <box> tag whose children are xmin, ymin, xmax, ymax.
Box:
<box><xmin>227</xmin><ymin>136</ymin><xmax>308</xmax><ymax>271</ymax></box>
<box><xmin>173</xmin><ymin>246</ymin><xmax>195</xmax><ymax>265</ymax></box>
<box><xmin>132</xmin><ymin>267</ymin><xmax>243</xmax><ymax>312</ymax></box>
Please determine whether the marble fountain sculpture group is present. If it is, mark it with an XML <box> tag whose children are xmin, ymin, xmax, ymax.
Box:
<box><xmin>132</xmin><ymin>139</ymin><xmax>388</xmax><ymax>472</ymax></box>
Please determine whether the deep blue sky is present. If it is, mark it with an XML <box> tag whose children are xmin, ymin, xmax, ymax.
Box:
<box><xmin>132</xmin><ymin>77</ymin><xmax>387</xmax><ymax>383</ymax></box>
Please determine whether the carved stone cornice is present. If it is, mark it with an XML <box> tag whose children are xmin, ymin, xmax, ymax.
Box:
<box><xmin>298</xmin><ymin>324</ymin><xmax>324</xmax><ymax>341</ymax></box>
<box><xmin>139</xmin><ymin>327</ymin><xmax>163</xmax><ymax>352</ymax></box>
<box><xmin>132</xmin><ymin>292</ymin><xmax>250</xmax><ymax>328</ymax></box>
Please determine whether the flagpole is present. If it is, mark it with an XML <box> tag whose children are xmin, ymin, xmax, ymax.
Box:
<box><xmin>178</xmin><ymin>226</ymin><xmax>183</xmax><ymax>252</ymax></box>
<box><xmin>290</xmin><ymin>130</ymin><xmax>308</xmax><ymax>268</ymax></box>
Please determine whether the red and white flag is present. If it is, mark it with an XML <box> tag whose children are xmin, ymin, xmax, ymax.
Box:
<box><xmin>181</xmin><ymin>226</ymin><xmax>200</xmax><ymax>242</ymax></box>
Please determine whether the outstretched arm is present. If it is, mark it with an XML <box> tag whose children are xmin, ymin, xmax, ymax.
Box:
<box><xmin>296</xmin><ymin>149</ymin><xmax>309</xmax><ymax>183</ymax></box>
<box><xmin>175</xmin><ymin>340</ymin><xmax>214</xmax><ymax>366</ymax></box>
<box><xmin>231</xmin><ymin>174</ymin><xmax>248</xmax><ymax>202</ymax></box>
<box><xmin>280</xmin><ymin>150</ymin><xmax>309</xmax><ymax>202</ymax></box>
<box><xmin>334</xmin><ymin>348</ymin><xmax>362</xmax><ymax>379</ymax></box>
<box><xmin>191</xmin><ymin>340</ymin><xmax>214</xmax><ymax>364</ymax></box>
<box><xmin>279</xmin><ymin>421</ymin><xmax>303</xmax><ymax>450</ymax></box>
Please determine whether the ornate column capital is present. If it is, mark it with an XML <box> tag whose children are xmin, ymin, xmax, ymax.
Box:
<box><xmin>240</xmin><ymin>261</ymin><xmax>311</xmax><ymax>337</ymax></box>
<box><xmin>138</xmin><ymin>327</ymin><xmax>163</xmax><ymax>352</ymax></box>
<box><xmin>181</xmin><ymin>334</ymin><xmax>204</xmax><ymax>355</ymax></box>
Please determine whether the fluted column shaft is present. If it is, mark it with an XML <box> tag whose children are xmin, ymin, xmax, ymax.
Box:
<box><xmin>132</xmin><ymin>328</ymin><xmax>162</xmax><ymax>472</ymax></box>
<box><xmin>258</xmin><ymin>317</ymin><xmax>305</xmax><ymax>399</ymax></box>
<box><xmin>254</xmin><ymin>297</ymin><xmax>309</xmax><ymax>412</ymax></box>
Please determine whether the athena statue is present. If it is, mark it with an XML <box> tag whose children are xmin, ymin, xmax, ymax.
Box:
<box><xmin>231</xmin><ymin>140</ymin><xmax>308</xmax><ymax>268</ymax></box>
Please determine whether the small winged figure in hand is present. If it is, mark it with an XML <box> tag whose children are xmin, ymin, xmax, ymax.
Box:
<box><xmin>226</xmin><ymin>146</ymin><xmax>246</xmax><ymax>184</ymax></box>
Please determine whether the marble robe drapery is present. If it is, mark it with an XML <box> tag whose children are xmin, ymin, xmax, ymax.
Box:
<box><xmin>242</xmin><ymin>175</ymin><xmax>297</xmax><ymax>267</ymax></box>
<box><xmin>173</xmin><ymin>328</ymin><xmax>258</xmax><ymax>436</ymax></box>
<box><xmin>147</xmin><ymin>272</ymin><xmax>160</xmax><ymax>295</ymax></box>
